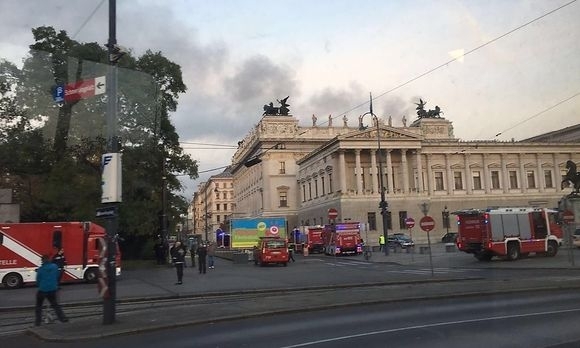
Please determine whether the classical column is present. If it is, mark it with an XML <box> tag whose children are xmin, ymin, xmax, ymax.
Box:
<box><xmin>339</xmin><ymin>150</ymin><xmax>347</xmax><ymax>193</ymax></box>
<box><xmin>371</xmin><ymin>149</ymin><xmax>378</xmax><ymax>194</ymax></box>
<box><xmin>483</xmin><ymin>154</ymin><xmax>490</xmax><ymax>194</ymax></box>
<box><xmin>445</xmin><ymin>153</ymin><xmax>452</xmax><ymax>195</ymax></box>
<box><xmin>401</xmin><ymin>149</ymin><xmax>409</xmax><ymax>193</ymax></box>
<box><xmin>537</xmin><ymin>153</ymin><xmax>544</xmax><ymax>192</ymax></box>
<box><xmin>553</xmin><ymin>153</ymin><xmax>560</xmax><ymax>192</ymax></box>
<box><xmin>426</xmin><ymin>154</ymin><xmax>434</xmax><ymax>196</ymax></box>
<box><xmin>519</xmin><ymin>153</ymin><xmax>526</xmax><ymax>193</ymax></box>
<box><xmin>386</xmin><ymin>150</ymin><xmax>392</xmax><ymax>194</ymax></box>
<box><xmin>501</xmin><ymin>154</ymin><xmax>508</xmax><ymax>193</ymax></box>
<box><xmin>416</xmin><ymin>150</ymin><xmax>423</xmax><ymax>193</ymax></box>
<box><xmin>355</xmin><ymin>149</ymin><xmax>362</xmax><ymax>194</ymax></box>
<box><xmin>464</xmin><ymin>153</ymin><xmax>472</xmax><ymax>194</ymax></box>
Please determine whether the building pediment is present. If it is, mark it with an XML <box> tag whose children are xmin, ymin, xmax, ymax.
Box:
<box><xmin>339</xmin><ymin>126</ymin><xmax>421</xmax><ymax>141</ymax></box>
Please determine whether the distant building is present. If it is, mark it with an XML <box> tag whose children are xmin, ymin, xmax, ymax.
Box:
<box><xmin>227</xmin><ymin>112</ymin><xmax>578</xmax><ymax>245</ymax></box>
<box><xmin>192</xmin><ymin>167</ymin><xmax>233</xmax><ymax>242</ymax></box>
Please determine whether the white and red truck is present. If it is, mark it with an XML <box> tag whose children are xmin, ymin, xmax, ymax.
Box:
<box><xmin>322</xmin><ymin>222</ymin><xmax>363</xmax><ymax>256</ymax></box>
<box><xmin>453</xmin><ymin>207</ymin><xmax>563</xmax><ymax>261</ymax></box>
<box><xmin>304</xmin><ymin>226</ymin><xmax>324</xmax><ymax>254</ymax></box>
<box><xmin>0</xmin><ymin>221</ymin><xmax>121</xmax><ymax>288</ymax></box>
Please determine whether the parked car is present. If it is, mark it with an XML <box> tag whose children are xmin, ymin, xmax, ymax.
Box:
<box><xmin>441</xmin><ymin>232</ymin><xmax>458</xmax><ymax>243</ymax></box>
<box><xmin>387</xmin><ymin>233</ymin><xmax>415</xmax><ymax>249</ymax></box>
<box><xmin>253</xmin><ymin>237</ymin><xmax>290</xmax><ymax>267</ymax></box>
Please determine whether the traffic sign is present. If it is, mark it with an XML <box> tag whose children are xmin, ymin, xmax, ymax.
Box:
<box><xmin>405</xmin><ymin>217</ymin><xmax>415</xmax><ymax>229</ymax></box>
<box><xmin>64</xmin><ymin>76</ymin><xmax>106</xmax><ymax>102</ymax></box>
<box><xmin>269</xmin><ymin>226</ymin><xmax>279</xmax><ymax>235</ymax></box>
<box><xmin>419</xmin><ymin>216</ymin><xmax>435</xmax><ymax>232</ymax></box>
<box><xmin>328</xmin><ymin>208</ymin><xmax>339</xmax><ymax>220</ymax></box>
<box><xmin>53</xmin><ymin>84</ymin><xmax>65</xmax><ymax>103</ymax></box>
<box><xmin>563</xmin><ymin>210</ymin><xmax>574</xmax><ymax>224</ymax></box>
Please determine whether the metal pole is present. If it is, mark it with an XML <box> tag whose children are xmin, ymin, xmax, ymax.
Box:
<box><xmin>361</xmin><ymin>93</ymin><xmax>389</xmax><ymax>256</ymax></box>
<box><xmin>204</xmin><ymin>188</ymin><xmax>208</xmax><ymax>241</ymax></box>
<box><xmin>103</xmin><ymin>0</ymin><xmax>118</xmax><ymax>325</ymax></box>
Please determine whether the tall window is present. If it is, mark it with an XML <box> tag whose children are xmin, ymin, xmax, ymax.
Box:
<box><xmin>473</xmin><ymin>171</ymin><xmax>482</xmax><ymax>190</ymax></box>
<box><xmin>222</xmin><ymin>192</ymin><xmax>227</xmax><ymax>199</ymax></box>
<box><xmin>223</xmin><ymin>203</ymin><xmax>227</xmax><ymax>211</ymax></box>
<box><xmin>454</xmin><ymin>171</ymin><xmax>463</xmax><ymax>190</ymax></box>
<box><xmin>367</xmin><ymin>212</ymin><xmax>377</xmax><ymax>231</ymax></box>
<box><xmin>308</xmin><ymin>182</ymin><xmax>312</xmax><ymax>200</ymax></box>
<box><xmin>509</xmin><ymin>170</ymin><xmax>518</xmax><ymax>189</ymax></box>
<box><xmin>216</xmin><ymin>204</ymin><xmax>220</xmax><ymax>211</ymax></box>
<box><xmin>491</xmin><ymin>171</ymin><xmax>500</xmax><ymax>189</ymax></box>
<box><xmin>527</xmin><ymin>170</ymin><xmax>536</xmax><ymax>189</ymax></box>
<box><xmin>279</xmin><ymin>161</ymin><xmax>286</xmax><ymax>174</ymax></box>
<box><xmin>361</xmin><ymin>168</ymin><xmax>366</xmax><ymax>190</ymax></box>
<box><xmin>328</xmin><ymin>173</ymin><xmax>333</xmax><ymax>193</ymax></box>
<box><xmin>216</xmin><ymin>215</ymin><xmax>221</xmax><ymax>222</ymax></box>
<box><xmin>279</xmin><ymin>192</ymin><xmax>288</xmax><ymax>207</ymax></box>
<box><xmin>302</xmin><ymin>184</ymin><xmax>306</xmax><ymax>202</ymax></box>
<box><xmin>434</xmin><ymin>172</ymin><xmax>444</xmax><ymax>191</ymax></box>
<box><xmin>544</xmin><ymin>170</ymin><xmax>553</xmax><ymax>188</ymax></box>
<box><xmin>398</xmin><ymin>211</ymin><xmax>408</xmax><ymax>230</ymax></box>
<box><xmin>314</xmin><ymin>178</ymin><xmax>319</xmax><ymax>197</ymax></box>
<box><xmin>321</xmin><ymin>176</ymin><xmax>325</xmax><ymax>195</ymax></box>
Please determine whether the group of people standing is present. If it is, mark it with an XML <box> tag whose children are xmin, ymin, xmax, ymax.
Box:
<box><xmin>170</xmin><ymin>241</ymin><xmax>216</xmax><ymax>285</ymax></box>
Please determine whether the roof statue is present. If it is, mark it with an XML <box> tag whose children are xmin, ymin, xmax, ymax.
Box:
<box><xmin>415</xmin><ymin>98</ymin><xmax>444</xmax><ymax>119</ymax></box>
<box><xmin>343</xmin><ymin>115</ymin><xmax>348</xmax><ymax>127</ymax></box>
<box><xmin>328</xmin><ymin>114</ymin><xmax>332</xmax><ymax>127</ymax></box>
<box><xmin>263</xmin><ymin>96</ymin><xmax>291</xmax><ymax>116</ymax></box>
<box><xmin>562</xmin><ymin>160</ymin><xmax>580</xmax><ymax>196</ymax></box>
<box><xmin>312</xmin><ymin>114</ymin><xmax>317</xmax><ymax>126</ymax></box>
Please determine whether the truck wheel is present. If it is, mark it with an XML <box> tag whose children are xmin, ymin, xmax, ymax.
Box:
<box><xmin>546</xmin><ymin>241</ymin><xmax>558</xmax><ymax>257</ymax></box>
<box><xmin>2</xmin><ymin>273</ymin><xmax>23</xmax><ymax>289</ymax></box>
<box><xmin>507</xmin><ymin>243</ymin><xmax>520</xmax><ymax>261</ymax></box>
<box><xmin>84</xmin><ymin>268</ymin><xmax>99</xmax><ymax>283</ymax></box>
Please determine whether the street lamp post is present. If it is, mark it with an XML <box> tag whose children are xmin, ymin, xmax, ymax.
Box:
<box><xmin>442</xmin><ymin>205</ymin><xmax>450</xmax><ymax>234</ymax></box>
<box><xmin>359</xmin><ymin>93</ymin><xmax>389</xmax><ymax>256</ymax></box>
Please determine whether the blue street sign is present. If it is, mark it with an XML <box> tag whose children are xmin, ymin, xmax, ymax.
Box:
<box><xmin>53</xmin><ymin>84</ymin><xmax>65</xmax><ymax>103</ymax></box>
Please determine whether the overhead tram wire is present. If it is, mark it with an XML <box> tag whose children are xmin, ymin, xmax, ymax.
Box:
<box><xmin>190</xmin><ymin>0</ymin><xmax>578</xmax><ymax>175</ymax></box>
<box><xmin>491</xmin><ymin>91</ymin><xmax>580</xmax><ymax>140</ymax></box>
<box><xmin>71</xmin><ymin>0</ymin><xmax>106</xmax><ymax>39</ymax></box>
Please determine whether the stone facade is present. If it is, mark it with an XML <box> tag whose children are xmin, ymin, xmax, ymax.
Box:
<box><xmin>225</xmin><ymin>113</ymin><xmax>579</xmax><ymax>245</ymax></box>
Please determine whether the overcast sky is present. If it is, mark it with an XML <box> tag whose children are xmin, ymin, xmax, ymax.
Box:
<box><xmin>1</xmin><ymin>0</ymin><xmax>579</xmax><ymax>199</ymax></box>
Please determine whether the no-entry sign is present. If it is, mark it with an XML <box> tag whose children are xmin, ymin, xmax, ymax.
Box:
<box><xmin>405</xmin><ymin>217</ymin><xmax>415</xmax><ymax>229</ymax></box>
<box><xmin>328</xmin><ymin>208</ymin><xmax>338</xmax><ymax>220</ymax></box>
<box><xmin>419</xmin><ymin>216</ymin><xmax>435</xmax><ymax>232</ymax></box>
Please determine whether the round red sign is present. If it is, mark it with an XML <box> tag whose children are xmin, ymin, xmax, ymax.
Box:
<box><xmin>419</xmin><ymin>216</ymin><xmax>435</xmax><ymax>232</ymax></box>
<box><xmin>563</xmin><ymin>210</ymin><xmax>574</xmax><ymax>223</ymax></box>
<box><xmin>328</xmin><ymin>208</ymin><xmax>339</xmax><ymax>220</ymax></box>
<box><xmin>405</xmin><ymin>217</ymin><xmax>415</xmax><ymax>229</ymax></box>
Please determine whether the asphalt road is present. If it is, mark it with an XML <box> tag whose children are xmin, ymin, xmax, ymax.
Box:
<box><xmin>4</xmin><ymin>289</ymin><xmax>580</xmax><ymax>348</ymax></box>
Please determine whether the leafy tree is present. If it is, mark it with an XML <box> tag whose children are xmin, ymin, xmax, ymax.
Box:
<box><xmin>0</xmin><ymin>26</ymin><xmax>198</xmax><ymax>258</ymax></box>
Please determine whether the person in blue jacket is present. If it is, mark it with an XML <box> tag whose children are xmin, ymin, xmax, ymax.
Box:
<box><xmin>35</xmin><ymin>255</ymin><xmax>68</xmax><ymax>326</ymax></box>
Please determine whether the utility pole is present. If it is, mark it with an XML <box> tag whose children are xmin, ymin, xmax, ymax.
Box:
<box><xmin>102</xmin><ymin>0</ymin><xmax>120</xmax><ymax>325</ymax></box>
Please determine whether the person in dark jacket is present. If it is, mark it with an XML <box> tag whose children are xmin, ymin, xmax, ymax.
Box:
<box><xmin>52</xmin><ymin>248</ymin><xmax>67</xmax><ymax>285</ymax></box>
<box><xmin>197</xmin><ymin>242</ymin><xmax>208</xmax><ymax>274</ymax></box>
<box><xmin>170</xmin><ymin>241</ymin><xmax>186</xmax><ymax>284</ymax></box>
<box><xmin>35</xmin><ymin>255</ymin><xmax>68</xmax><ymax>326</ymax></box>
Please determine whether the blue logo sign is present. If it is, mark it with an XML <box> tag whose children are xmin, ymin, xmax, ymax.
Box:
<box><xmin>53</xmin><ymin>84</ymin><xmax>65</xmax><ymax>103</ymax></box>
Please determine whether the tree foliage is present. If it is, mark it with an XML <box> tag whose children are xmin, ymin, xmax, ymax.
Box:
<box><xmin>0</xmin><ymin>26</ymin><xmax>198</xmax><ymax>258</ymax></box>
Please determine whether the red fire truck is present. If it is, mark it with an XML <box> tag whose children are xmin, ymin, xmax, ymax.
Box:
<box><xmin>305</xmin><ymin>226</ymin><xmax>324</xmax><ymax>254</ymax></box>
<box><xmin>0</xmin><ymin>221</ymin><xmax>121</xmax><ymax>289</ymax></box>
<box><xmin>453</xmin><ymin>207</ymin><xmax>563</xmax><ymax>261</ymax></box>
<box><xmin>322</xmin><ymin>222</ymin><xmax>363</xmax><ymax>256</ymax></box>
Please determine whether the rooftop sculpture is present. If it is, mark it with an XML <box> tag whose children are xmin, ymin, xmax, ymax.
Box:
<box><xmin>263</xmin><ymin>96</ymin><xmax>290</xmax><ymax>116</ymax></box>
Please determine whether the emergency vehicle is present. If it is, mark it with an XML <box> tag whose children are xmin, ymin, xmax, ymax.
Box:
<box><xmin>0</xmin><ymin>221</ymin><xmax>121</xmax><ymax>289</ymax></box>
<box><xmin>453</xmin><ymin>207</ymin><xmax>563</xmax><ymax>261</ymax></box>
<box><xmin>322</xmin><ymin>222</ymin><xmax>363</xmax><ymax>256</ymax></box>
<box><xmin>304</xmin><ymin>226</ymin><xmax>324</xmax><ymax>254</ymax></box>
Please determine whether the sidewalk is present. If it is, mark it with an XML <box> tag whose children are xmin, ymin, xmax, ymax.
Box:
<box><xmin>26</xmin><ymin>243</ymin><xmax>580</xmax><ymax>342</ymax></box>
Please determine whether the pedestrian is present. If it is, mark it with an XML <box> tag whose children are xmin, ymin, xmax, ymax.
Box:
<box><xmin>190</xmin><ymin>240</ymin><xmax>197</xmax><ymax>268</ymax></box>
<box><xmin>379</xmin><ymin>235</ymin><xmax>385</xmax><ymax>251</ymax></box>
<box><xmin>52</xmin><ymin>248</ymin><xmax>66</xmax><ymax>286</ymax></box>
<box><xmin>197</xmin><ymin>242</ymin><xmax>208</xmax><ymax>274</ymax></box>
<box><xmin>207</xmin><ymin>242</ymin><xmax>216</xmax><ymax>269</ymax></box>
<box><xmin>35</xmin><ymin>255</ymin><xmax>68</xmax><ymax>326</ymax></box>
<box><xmin>288</xmin><ymin>245</ymin><xmax>295</xmax><ymax>262</ymax></box>
<box><xmin>170</xmin><ymin>241</ymin><xmax>186</xmax><ymax>285</ymax></box>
